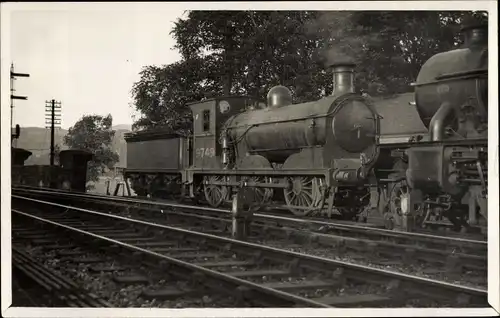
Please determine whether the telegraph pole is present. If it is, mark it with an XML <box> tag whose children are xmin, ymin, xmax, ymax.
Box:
<box><xmin>10</xmin><ymin>63</ymin><xmax>30</xmax><ymax>143</ymax></box>
<box><xmin>45</xmin><ymin>99</ymin><xmax>62</xmax><ymax>166</ymax></box>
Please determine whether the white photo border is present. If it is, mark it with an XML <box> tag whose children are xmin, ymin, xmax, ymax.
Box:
<box><xmin>1</xmin><ymin>1</ymin><xmax>498</xmax><ymax>317</ymax></box>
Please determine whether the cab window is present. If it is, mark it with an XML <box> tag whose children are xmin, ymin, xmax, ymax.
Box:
<box><xmin>202</xmin><ymin>110</ymin><xmax>210</xmax><ymax>132</ymax></box>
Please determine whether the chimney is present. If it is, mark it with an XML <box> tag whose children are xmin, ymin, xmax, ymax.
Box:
<box><xmin>330</xmin><ymin>62</ymin><xmax>356</xmax><ymax>95</ymax></box>
<box><xmin>461</xmin><ymin>23</ymin><xmax>488</xmax><ymax>47</ymax></box>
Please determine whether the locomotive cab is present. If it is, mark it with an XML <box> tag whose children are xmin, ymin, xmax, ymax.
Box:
<box><xmin>187</xmin><ymin>96</ymin><xmax>264</xmax><ymax>169</ymax></box>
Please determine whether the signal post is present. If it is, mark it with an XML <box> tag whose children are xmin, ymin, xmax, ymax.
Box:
<box><xmin>45</xmin><ymin>99</ymin><xmax>62</xmax><ymax>189</ymax></box>
<box><xmin>10</xmin><ymin>63</ymin><xmax>30</xmax><ymax>144</ymax></box>
<box><xmin>45</xmin><ymin>99</ymin><xmax>62</xmax><ymax>166</ymax></box>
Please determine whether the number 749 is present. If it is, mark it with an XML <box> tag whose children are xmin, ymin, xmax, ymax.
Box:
<box><xmin>196</xmin><ymin>147</ymin><xmax>215</xmax><ymax>158</ymax></box>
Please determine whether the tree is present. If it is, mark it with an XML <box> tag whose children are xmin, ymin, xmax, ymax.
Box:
<box><xmin>308</xmin><ymin>11</ymin><xmax>488</xmax><ymax>96</ymax></box>
<box><xmin>171</xmin><ymin>11</ymin><xmax>329</xmax><ymax>101</ymax></box>
<box><xmin>63</xmin><ymin>114</ymin><xmax>119</xmax><ymax>184</ymax></box>
<box><xmin>131</xmin><ymin>10</ymin><xmax>488</xmax><ymax>131</ymax></box>
<box><xmin>133</xmin><ymin>11</ymin><xmax>332</xmax><ymax>132</ymax></box>
<box><xmin>131</xmin><ymin>58</ymin><xmax>209</xmax><ymax>134</ymax></box>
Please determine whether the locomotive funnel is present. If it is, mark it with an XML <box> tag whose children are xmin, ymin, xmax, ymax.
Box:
<box><xmin>330</xmin><ymin>62</ymin><xmax>356</xmax><ymax>95</ymax></box>
<box><xmin>461</xmin><ymin>23</ymin><xmax>488</xmax><ymax>47</ymax></box>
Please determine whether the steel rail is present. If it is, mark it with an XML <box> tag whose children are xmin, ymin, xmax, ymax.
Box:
<box><xmin>12</xmin><ymin>194</ymin><xmax>488</xmax><ymax>305</ymax></box>
<box><xmin>13</xmin><ymin>186</ymin><xmax>486</xmax><ymax>246</ymax></box>
<box><xmin>21</xmin><ymin>189</ymin><xmax>485</xmax><ymax>270</ymax></box>
<box><xmin>12</xmin><ymin>208</ymin><xmax>330</xmax><ymax>308</ymax></box>
<box><xmin>11</xmin><ymin>247</ymin><xmax>111</xmax><ymax>307</ymax></box>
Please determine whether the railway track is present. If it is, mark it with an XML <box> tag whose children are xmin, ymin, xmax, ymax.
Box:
<box><xmin>13</xmin><ymin>185</ymin><xmax>487</xmax><ymax>239</ymax></box>
<box><xmin>12</xmin><ymin>246</ymin><xmax>112</xmax><ymax>307</ymax></box>
<box><xmin>12</xmin><ymin>194</ymin><xmax>488</xmax><ymax>308</ymax></box>
<box><xmin>13</xmin><ymin>187</ymin><xmax>487</xmax><ymax>288</ymax></box>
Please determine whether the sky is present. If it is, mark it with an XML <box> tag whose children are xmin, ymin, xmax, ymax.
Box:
<box><xmin>6</xmin><ymin>3</ymin><xmax>186</xmax><ymax>129</ymax></box>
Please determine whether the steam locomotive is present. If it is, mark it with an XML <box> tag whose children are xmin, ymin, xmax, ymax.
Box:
<box><xmin>124</xmin><ymin>23</ymin><xmax>488</xmax><ymax>232</ymax></box>
<box><xmin>374</xmin><ymin>24</ymin><xmax>488</xmax><ymax>232</ymax></box>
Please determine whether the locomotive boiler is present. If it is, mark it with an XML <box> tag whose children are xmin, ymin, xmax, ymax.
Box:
<box><xmin>225</xmin><ymin>63</ymin><xmax>378</xmax><ymax>165</ymax></box>
<box><xmin>377</xmin><ymin>24</ymin><xmax>488</xmax><ymax>232</ymax></box>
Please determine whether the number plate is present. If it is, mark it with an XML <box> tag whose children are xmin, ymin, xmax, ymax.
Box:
<box><xmin>196</xmin><ymin>147</ymin><xmax>215</xmax><ymax>158</ymax></box>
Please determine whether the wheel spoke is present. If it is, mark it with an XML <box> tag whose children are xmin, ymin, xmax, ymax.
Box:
<box><xmin>302</xmin><ymin>193</ymin><xmax>312</xmax><ymax>206</ymax></box>
<box><xmin>204</xmin><ymin>176</ymin><xmax>227</xmax><ymax>208</ymax></box>
<box><xmin>297</xmin><ymin>195</ymin><xmax>303</xmax><ymax>207</ymax></box>
<box><xmin>303</xmin><ymin>190</ymin><xmax>314</xmax><ymax>201</ymax></box>
<box><xmin>283</xmin><ymin>176</ymin><xmax>325</xmax><ymax>216</ymax></box>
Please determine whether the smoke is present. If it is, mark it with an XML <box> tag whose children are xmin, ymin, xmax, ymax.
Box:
<box><xmin>304</xmin><ymin>11</ymin><xmax>358</xmax><ymax>68</ymax></box>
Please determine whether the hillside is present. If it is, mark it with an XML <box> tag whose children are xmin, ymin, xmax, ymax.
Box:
<box><xmin>14</xmin><ymin>125</ymin><xmax>131</xmax><ymax>167</ymax></box>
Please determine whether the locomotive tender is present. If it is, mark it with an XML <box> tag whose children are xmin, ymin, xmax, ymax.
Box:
<box><xmin>125</xmin><ymin>23</ymin><xmax>489</xmax><ymax>232</ymax></box>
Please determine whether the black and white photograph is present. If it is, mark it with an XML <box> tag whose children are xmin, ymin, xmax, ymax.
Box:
<box><xmin>1</xmin><ymin>2</ymin><xmax>498</xmax><ymax>317</ymax></box>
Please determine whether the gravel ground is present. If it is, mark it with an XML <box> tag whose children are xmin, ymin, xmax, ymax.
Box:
<box><xmin>248</xmin><ymin>239</ymin><xmax>487</xmax><ymax>290</ymax></box>
<box><xmin>14</xmin><ymin>201</ymin><xmax>486</xmax><ymax>309</ymax></box>
<box><xmin>96</xmin><ymin>207</ymin><xmax>487</xmax><ymax>290</ymax></box>
<box><xmin>15</xmin><ymin>235</ymin><xmax>237</xmax><ymax>308</ymax></box>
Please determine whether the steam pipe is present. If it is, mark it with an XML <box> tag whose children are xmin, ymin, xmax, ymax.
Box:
<box><xmin>429</xmin><ymin>101</ymin><xmax>453</xmax><ymax>141</ymax></box>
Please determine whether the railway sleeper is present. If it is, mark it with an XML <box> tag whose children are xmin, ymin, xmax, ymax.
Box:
<box><xmin>43</xmin><ymin>244</ymin><xmax>77</xmax><ymax>250</ymax></box>
<box><xmin>115</xmin><ymin>237</ymin><xmax>165</xmax><ymax>244</ymax></box>
<box><xmin>227</xmin><ymin>269</ymin><xmax>291</xmax><ymax>278</ymax></box>
<box><xmin>68</xmin><ymin>256</ymin><xmax>105</xmax><ymax>264</ymax></box>
<box><xmin>12</xmin><ymin>229</ymin><xmax>47</xmax><ymax>235</ymax></box>
<box><xmin>17</xmin><ymin>234</ymin><xmax>57</xmax><ymax>240</ymax></box>
<box><xmin>113</xmin><ymin>274</ymin><xmax>150</xmax><ymax>284</ymax></box>
<box><xmin>57</xmin><ymin>249</ymin><xmax>86</xmax><ymax>257</ymax></box>
<box><xmin>141</xmin><ymin>288</ymin><xmax>197</xmax><ymax>300</ymax></box>
<box><xmin>89</xmin><ymin>265</ymin><xmax>129</xmax><ymax>272</ymax></box>
<box><xmin>192</xmin><ymin>260</ymin><xmax>256</xmax><ymax>268</ymax></box>
<box><xmin>31</xmin><ymin>238</ymin><xmax>59</xmax><ymax>245</ymax></box>
<box><xmin>82</xmin><ymin>228</ymin><xmax>133</xmax><ymax>234</ymax></box>
<box><xmin>99</xmin><ymin>232</ymin><xmax>150</xmax><ymax>239</ymax></box>
<box><xmin>262</xmin><ymin>280</ymin><xmax>340</xmax><ymax>291</ymax></box>
<box><xmin>148</xmin><ymin>247</ymin><xmax>200</xmax><ymax>253</ymax></box>
<box><xmin>311</xmin><ymin>294</ymin><xmax>393</xmax><ymax>307</ymax></box>
<box><xmin>167</xmin><ymin>252</ymin><xmax>221</xmax><ymax>260</ymax></box>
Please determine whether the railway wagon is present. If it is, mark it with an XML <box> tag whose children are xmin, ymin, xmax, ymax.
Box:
<box><xmin>11</xmin><ymin>147</ymin><xmax>34</xmax><ymax>185</ymax></box>
<box><xmin>11</xmin><ymin>148</ymin><xmax>93</xmax><ymax>192</ymax></box>
<box><xmin>58</xmin><ymin>150</ymin><xmax>94</xmax><ymax>191</ymax></box>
